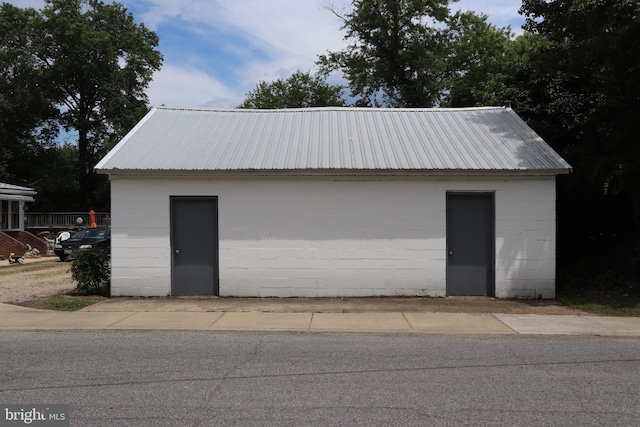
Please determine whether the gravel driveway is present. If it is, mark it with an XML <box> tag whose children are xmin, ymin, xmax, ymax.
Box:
<box><xmin>0</xmin><ymin>258</ymin><xmax>75</xmax><ymax>305</ymax></box>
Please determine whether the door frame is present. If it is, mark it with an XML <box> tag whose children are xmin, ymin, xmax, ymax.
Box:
<box><xmin>445</xmin><ymin>191</ymin><xmax>495</xmax><ymax>297</ymax></box>
<box><xmin>170</xmin><ymin>196</ymin><xmax>219</xmax><ymax>296</ymax></box>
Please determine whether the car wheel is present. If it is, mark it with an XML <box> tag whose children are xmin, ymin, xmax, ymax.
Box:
<box><xmin>58</xmin><ymin>254</ymin><xmax>67</xmax><ymax>262</ymax></box>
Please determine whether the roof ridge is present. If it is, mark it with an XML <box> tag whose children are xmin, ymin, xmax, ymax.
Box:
<box><xmin>152</xmin><ymin>106</ymin><xmax>508</xmax><ymax>113</ymax></box>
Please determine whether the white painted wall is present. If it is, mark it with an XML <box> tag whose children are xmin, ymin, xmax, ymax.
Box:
<box><xmin>109</xmin><ymin>176</ymin><xmax>557</xmax><ymax>298</ymax></box>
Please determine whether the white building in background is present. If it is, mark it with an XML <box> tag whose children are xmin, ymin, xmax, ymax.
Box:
<box><xmin>0</xmin><ymin>182</ymin><xmax>36</xmax><ymax>232</ymax></box>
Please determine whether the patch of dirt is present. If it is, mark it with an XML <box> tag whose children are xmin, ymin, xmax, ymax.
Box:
<box><xmin>1</xmin><ymin>259</ymin><xmax>588</xmax><ymax>315</ymax></box>
<box><xmin>89</xmin><ymin>295</ymin><xmax>588</xmax><ymax>315</ymax></box>
<box><xmin>0</xmin><ymin>259</ymin><xmax>75</xmax><ymax>305</ymax></box>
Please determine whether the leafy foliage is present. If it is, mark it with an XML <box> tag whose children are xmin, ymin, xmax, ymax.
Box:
<box><xmin>0</xmin><ymin>4</ymin><xmax>57</xmax><ymax>184</ymax></box>
<box><xmin>318</xmin><ymin>0</ymin><xmax>451</xmax><ymax>107</ymax></box>
<box><xmin>35</xmin><ymin>0</ymin><xmax>163</xmax><ymax>195</ymax></box>
<box><xmin>69</xmin><ymin>248</ymin><xmax>110</xmax><ymax>294</ymax></box>
<box><xmin>441</xmin><ymin>11</ymin><xmax>515</xmax><ymax>107</ymax></box>
<box><xmin>0</xmin><ymin>0</ymin><xmax>162</xmax><ymax>210</ymax></box>
<box><xmin>239</xmin><ymin>71</ymin><xmax>346</xmax><ymax>109</ymax></box>
<box><xmin>317</xmin><ymin>1</ymin><xmax>513</xmax><ymax>108</ymax></box>
<box><xmin>514</xmin><ymin>0</ymin><xmax>640</xmax><ymax>276</ymax></box>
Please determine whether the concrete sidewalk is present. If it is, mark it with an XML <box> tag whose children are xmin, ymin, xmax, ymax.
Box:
<box><xmin>1</xmin><ymin>300</ymin><xmax>640</xmax><ymax>336</ymax></box>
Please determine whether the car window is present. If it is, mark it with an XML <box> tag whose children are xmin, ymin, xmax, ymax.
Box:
<box><xmin>71</xmin><ymin>230</ymin><xmax>89</xmax><ymax>239</ymax></box>
<box><xmin>71</xmin><ymin>229</ymin><xmax>109</xmax><ymax>239</ymax></box>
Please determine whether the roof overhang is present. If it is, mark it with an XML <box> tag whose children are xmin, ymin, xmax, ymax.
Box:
<box><xmin>0</xmin><ymin>194</ymin><xmax>35</xmax><ymax>202</ymax></box>
<box><xmin>0</xmin><ymin>183</ymin><xmax>36</xmax><ymax>202</ymax></box>
<box><xmin>97</xmin><ymin>167</ymin><xmax>572</xmax><ymax>178</ymax></box>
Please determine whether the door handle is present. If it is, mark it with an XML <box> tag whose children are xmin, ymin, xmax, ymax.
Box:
<box><xmin>175</xmin><ymin>249</ymin><xmax>180</xmax><ymax>254</ymax></box>
<box><xmin>448</xmin><ymin>248</ymin><xmax>453</xmax><ymax>256</ymax></box>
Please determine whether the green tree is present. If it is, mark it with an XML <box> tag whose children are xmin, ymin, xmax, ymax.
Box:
<box><xmin>442</xmin><ymin>11</ymin><xmax>515</xmax><ymax>107</ymax></box>
<box><xmin>1</xmin><ymin>0</ymin><xmax>162</xmax><ymax>210</ymax></box>
<box><xmin>239</xmin><ymin>70</ymin><xmax>346</xmax><ymax>109</ymax></box>
<box><xmin>34</xmin><ymin>0</ymin><xmax>162</xmax><ymax>198</ymax></box>
<box><xmin>318</xmin><ymin>0</ymin><xmax>451</xmax><ymax>107</ymax></box>
<box><xmin>516</xmin><ymin>0</ymin><xmax>640</xmax><ymax>279</ymax></box>
<box><xmin>318</xmin><ymin>0</ymin><xmax>513</xmax><ymax>108</ymax></box>
<box><xmin>0</xmin><ymin>4</ymin><xmax>56</xmax><ymax>184</ymax></box>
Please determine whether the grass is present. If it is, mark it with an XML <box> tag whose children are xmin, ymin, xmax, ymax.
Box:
<box><xmin>27</xmin><ymin>294</ymin><xmax>98</xmax><ymax>311</ymax></box>
<box><xmin>25</xmin><ymin>284</ymin><xmax>109</xmax><ymax>312</ymax></box>
<box><xmin>554</xmin><ymin>248</ymin><xmax>640</xmax><ymax>316</ymax></box>
<box><xmin>557</xmin><ymin>293</ymin><xmax>640</xmax><ymax>316</ymax></box>
<box><xmin>557</xmin><ymin>273</ymin><xmax>640</xmax><ymax>316</ymax></box>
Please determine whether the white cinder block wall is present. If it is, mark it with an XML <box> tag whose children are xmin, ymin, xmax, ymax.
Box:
<box><xmin>109</xmin><ymin>176</ymin><xmax>557</xmax><ymax>298</ymax></box>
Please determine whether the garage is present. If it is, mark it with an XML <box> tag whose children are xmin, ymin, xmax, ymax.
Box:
<box><xmin>95</xmin><ymin>106</ymin><xmax>571</xmax><ymax>298</ymax></box>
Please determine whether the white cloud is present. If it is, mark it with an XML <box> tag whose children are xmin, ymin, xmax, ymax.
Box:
<box><xmin>455</xmin><ymin>0</ymin><xmax>524</xmax><ymax>31</ymax></box>
<box><xmin>214</xmin><ymin>1</ymin><xmax>352</xmax><ymax>99</ymax></box>
<box><xmin>219</xmin><ymin>1</ymin><xmax>348</xmax><ymax>59</ymax></box>
<box><xmin>135</xmin><ymin>0</ymin><xmax>348</xmax><ymax>53</ymax></box>
<box><xmin>128</xmin><ymin>0</ymin><xmax>348</xmax><ymax>84</ymax></box>
<box><xmin>147</xmin><ymin>64</ymin><xmax>240</xmax><ymax>108</ymax></box>
<box><xmin>127</xmin><ymin>0</ymin><xmax>214</xmax><ymax>30</ymax></box>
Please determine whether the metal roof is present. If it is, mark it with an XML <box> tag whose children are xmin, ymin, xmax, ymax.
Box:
<box><xmin>0</xmin><ymin>182</ymin><xmax>36</xmax><ymax>201</ymax></box>
<box><xmin>95</xmin><ymin>107</ymin><xmax>572</xmax><ymax>176</ymax></box>
<box><xmin>0</xmin><ymin>182</ymin><xmax>36</xmax><ymax>193</ymax></box>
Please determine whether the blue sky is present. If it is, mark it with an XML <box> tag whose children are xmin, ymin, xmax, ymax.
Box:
<box><xmin>11</xmin><ymin>0</ymin><xmax>526</xmax><ymax>109</ymax></box>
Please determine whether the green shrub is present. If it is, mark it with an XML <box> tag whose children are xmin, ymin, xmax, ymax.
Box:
<box><xmin>69</xmin><ymin>248</ymin><xmax>110</xmax><ymax>294</ymax></box>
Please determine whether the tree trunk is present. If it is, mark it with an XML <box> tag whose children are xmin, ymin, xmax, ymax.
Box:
<box><xmin>78</xmin><ymin>126</ymin><xmax>88</xmax><ymax>201</ymax></box>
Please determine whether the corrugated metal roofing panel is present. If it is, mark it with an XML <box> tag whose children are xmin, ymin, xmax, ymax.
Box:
<box><xmin>95</xmin><ymin>106</ymin><xmax>572</xmax><ymax>175</ymax></box>
<box><xmin>0</xmin><ymin>182</ymin><xmax>36</xmax><ymax>194</ymax></box>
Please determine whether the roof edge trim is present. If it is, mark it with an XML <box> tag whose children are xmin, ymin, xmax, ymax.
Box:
<box><xmin>98</xmin><ymin>167</ymin><xmax>571</xmax><ymax>178</ymax></box>
<box><xmin>94</xmin><ymin>108</ymin><xmax>158</xmax><ymax>171</ymax></box>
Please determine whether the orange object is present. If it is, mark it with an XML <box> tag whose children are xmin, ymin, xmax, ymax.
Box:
<box><xmin>89</xmin><ymin>210</ymin><xmax>97</xmax><ymax>228</ymax></box>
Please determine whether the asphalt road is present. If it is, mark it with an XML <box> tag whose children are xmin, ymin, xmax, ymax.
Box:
<box><xmin>1</xmin><ymin>332</ymin><xmax>639</xmax><ymax>426</ymax></box>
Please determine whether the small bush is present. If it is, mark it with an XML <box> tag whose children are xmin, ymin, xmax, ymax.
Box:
<box><xmin>69</xmin><ymin>248</ymin><xmax>110</xmax><ymax>294</ymax></box>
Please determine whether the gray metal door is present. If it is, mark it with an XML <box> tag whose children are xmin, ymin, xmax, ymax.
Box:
<box><xmin>446</xmin><ymin>193</ymin><xmax>494</xmax><ymax>296</ymax></box>
<box><xmin>171</xmin><ymin>197</ymin><xmax>218</xmax><ymax>295</ymax></box>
